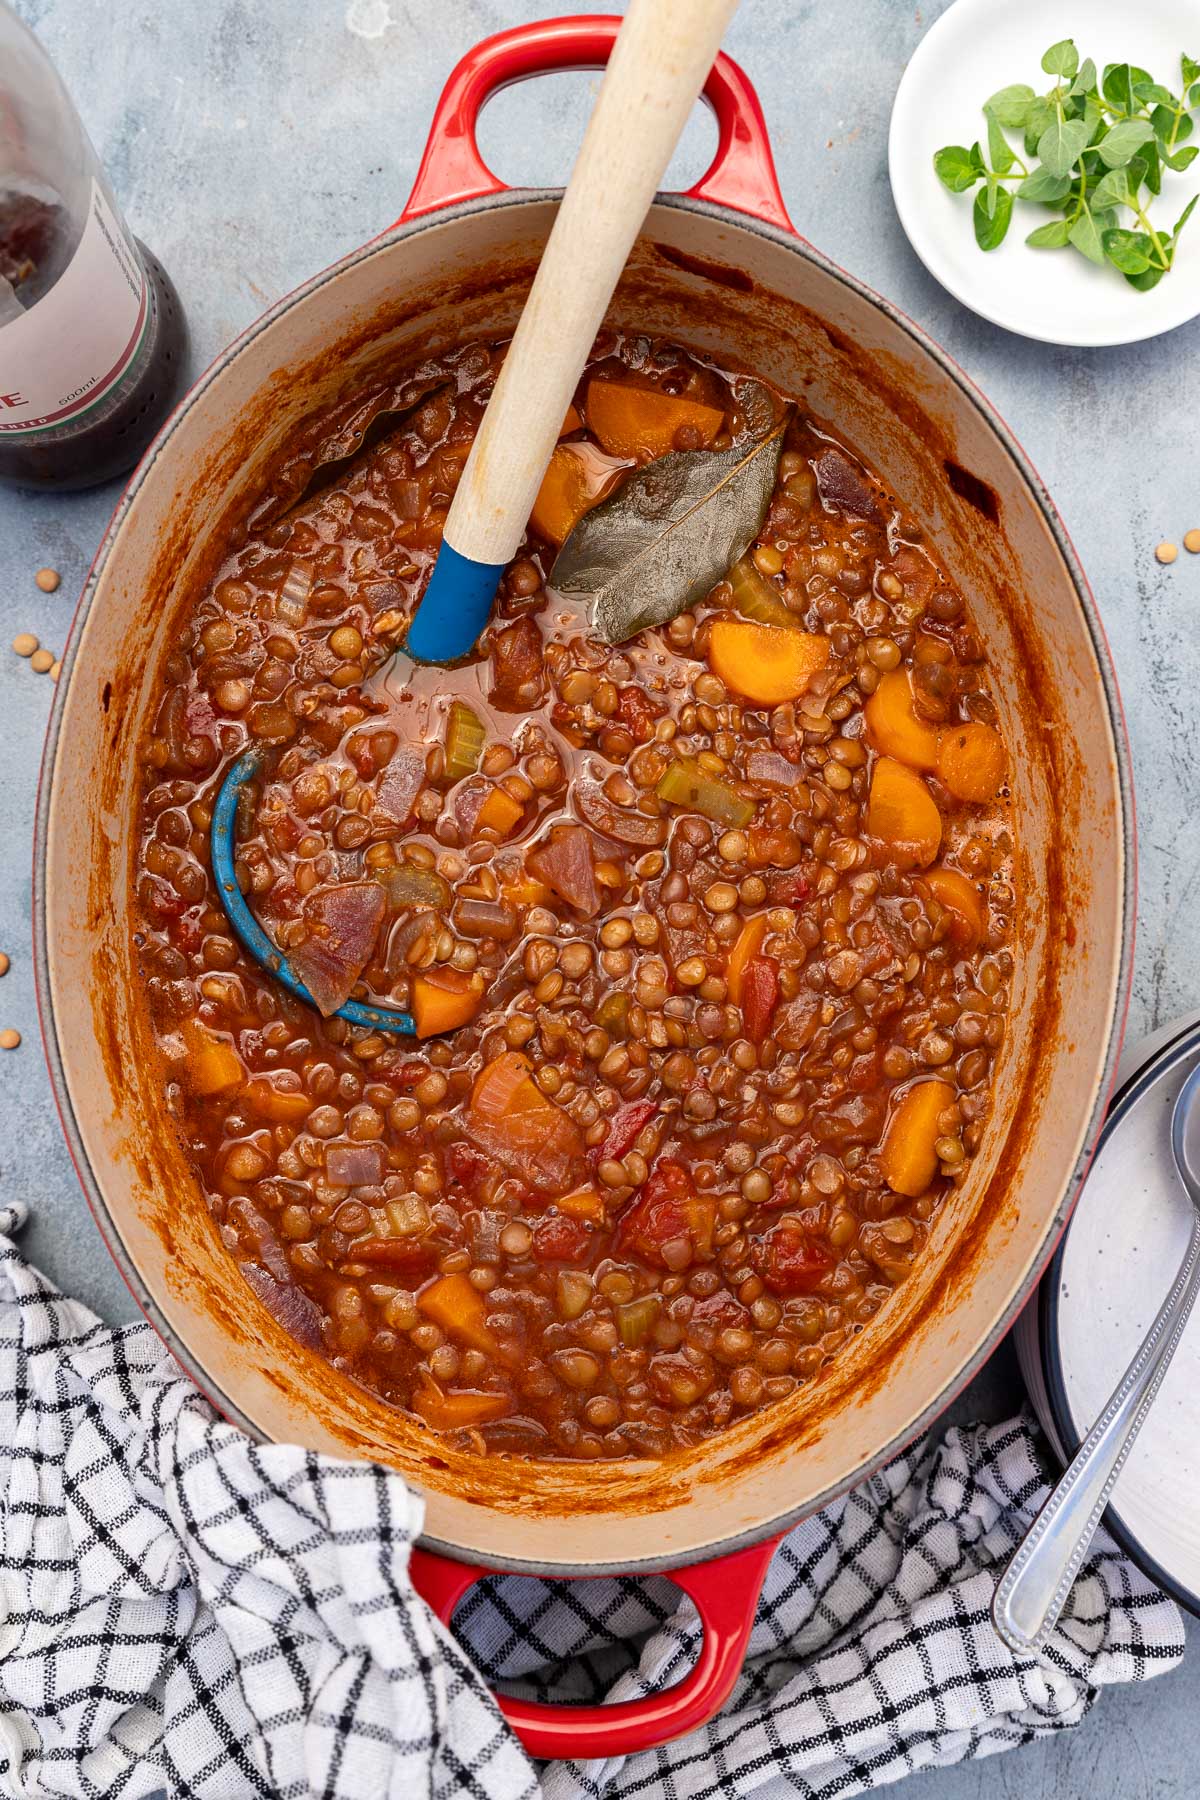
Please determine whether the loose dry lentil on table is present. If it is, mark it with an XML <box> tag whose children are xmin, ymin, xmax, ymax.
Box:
<box><xmin>134</xmin><ymin>332</ymin><xmax>1016</xmax><ymax>1462</ymax></box>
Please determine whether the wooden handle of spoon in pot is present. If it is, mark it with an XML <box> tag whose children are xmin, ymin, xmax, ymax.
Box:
<box><xmin>403</xmin><ymin>0</ymin><xmax>743</xmax><ymax>664</ymax></box>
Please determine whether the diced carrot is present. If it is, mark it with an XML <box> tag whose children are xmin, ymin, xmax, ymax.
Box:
<box><xmin>411</xmin><ymin>968</ymin><xmax>483</xmax><ymax>1039</ymax></box>
<box><xmin>880</xmin><ymin>1079</ymin><xmax>956</xmax><ymax>1197</ymax></box>
<box><xmin>560</xmin><ymin>403</ymin><xmax>582</xmax><ymax>437</ymax></box>
<box><xmin>181</xmin><ymin>1021</ymin><xmax>243</xmax><ymax>1097</ymax></box>
<box><xmin>867</xmin><ymin>757</ymin><xmax>942</xmax><ymax>867</ymax></box>
<box><xmin>417</xmin><ymin>1271</ymin><xmax>497</xmax><ymax>1353</ymax></box>
<box><xmin>864</xmin><ymin>670</ymin><xmax>940</xmax><ymax>772</ymax></box>
<box><xmin>935</xmin><ymin>722</ymin><xmax>1007</xmax><ymax>804</ymax></box>
<box><xmin>726</xmin><ymin>914</ymin><xmax>769</xmax><ymax>1004</ymax></box>
<box><xmin>585</xmin><ymin>377</ymin><xmax>724</xmax><ymax>460</ymax></box>
<box><xmin>502</xmin><ymin>872</ymin><xmax>553</xmax><ymax>907</ymax></box>
<box><xmin>413</xmin><ymin>1384</ymin><xmax>511</xmax><ymax>1432</ymax></box>
<box><xmin>707</xmin><ymin>617</ymin><xmax>830</xmax><ymax>707</ymax></box>
<box><xmin>243</xmin><ymin>1075</ymin><xmax>312</xmax><ymax>1124</ymax></box>
<box><xmin>556</xmin><ymin>1188</ymin><xmax>606</xmax><ymax>1222</ymax></box>
<box><xmin>921</xmin><ymin>866</ymin><xmax>985</xmax><ymax>951</ymax></box>
<box><xmin>474</xmin><ymin>786</ymin><xmax>525</xmax><ymax>838</ymax></box>
<box><xmin>530</xmin><ymin>445</ymin><xmax>594</xmax><ymax>547</ymax></box>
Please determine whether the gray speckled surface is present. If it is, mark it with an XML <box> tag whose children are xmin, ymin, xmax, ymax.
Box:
<box><xmin>2</xmin><ymin>0</ymin><xmax>1197</xmax><ymax>1790</ymax></box>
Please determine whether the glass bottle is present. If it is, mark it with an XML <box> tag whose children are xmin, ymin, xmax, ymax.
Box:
<box><xmin>0</xmin><ymin>2</ymin><xmax>187</xmax><ymax>490</ymax></box>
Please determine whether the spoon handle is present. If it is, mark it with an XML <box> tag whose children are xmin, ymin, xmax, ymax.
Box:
<box><xmin>993</xmin><ymin>1213</ymin><xmax>1200</xmax><ymax>1655</ymax></box>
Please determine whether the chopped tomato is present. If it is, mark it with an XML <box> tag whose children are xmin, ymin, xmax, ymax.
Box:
<box><xmin>758</xmin><ymin>1227</ymin><xmax>832</xmax><ymax>1295</ymax></box>
<box><xmin>616</xmin><ymin>685</ymin><xmax>666</xmax><ymax>743</ymax></box>
<box><xmin>616</xmin><ymin>1160</ymin><xmax>715</xmax><ymax>1267</ymax></box>
<box><xmin>531</xmin><ymin>1213</ymin><xmax>593</xmax><ymax>1263</ymax></box>
<box><xmin>346</xmin><ymin>1239</ymin><xmax>437</xmax><ymax>1281</ymax></box>
<box><xmin>445</xmin><ymin>1142</ymin><xmax>494</xmax><ymax>1193</ymax></box>
<box><xmin>594</xmin><ymin>1099</ymin><xmax>658</xmax><ymax>1165</ymax></box>
<box><xmin>741</xmin><ymin>956</ymin><xmax>780</xmax><ymax>1044</ymax></box>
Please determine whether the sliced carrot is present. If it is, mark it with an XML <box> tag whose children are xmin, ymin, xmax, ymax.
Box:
<box><xmin>726</xmin><ymin>913</ymin><xmax>769</xmax><ymax>1005</ymax></box>
<box><xmin>707</xmin><ymin>617</ymin><xmax>830</xmax><ymax>708</ymax></box>
<box><xmin>411</xmin><ymin>968</ymin><xmax>483</xmax><ymax>1039</ymax></box>
<box><xmin>474</xmin><ymin>786</ymin><xmax>525</xmax><ymax>838</ymax></box>
<box><xmin>935</xmin><ymin>721</ymin><xmax>1007</xmax><ymax>804</ymax></box>
<box><xmin>181</xmin><ymin>1021</ymin><xmax>243</xmax><ymax>1097</ymax></box>
<box><xmin>559</xmin><ymin>402</ymin><xmax>582</xmax><ymax>437</ymax></box>
<box><xmin>880</xmin><ymin>1079</ymin><xmax>956</xmax><ymax>1197</ymax></box>
<box><xmin>502</xmin><ymin>872</ymin><xmax>553</xmax><ymax>908</ymax></box>
<box><xmin>556</xmin><ymin>1188</ymin><xmax>606</xmax><ymax>1222</ymax></box>
<box><xmin>417</xmin><ymin>1271</ymin><xmax>497</xmax><ymax>1354</ymax></box>
<box><xmin>413</xmin><ymin>1384</ymin><xmax>511</xmax><ymax>1432</ymax></box>
<box><xmin>585</xmin><ymin>377</ymin><xmax>724</xmax><ymax>460</ymax></box>
<box><xmin>530</xmin><ymin>445</ymin><xmax>594</xmax><ymax>547</ymax></box>
<box><xmin>864</xmin><ymin>670</ymin><xmax>939</xmax><ymax>772</ymax></box>
<box><xmin>867</xmin><ymin>757</ymin><xmax>942</xmax><ymax>867</ymax></box>
<box><xmin>921</xmin><ymin>866</ymin><xmax>985</xmax><ymax>951</ymax></box>
<box><xmin>242</xmin><ymin>1075</ymin><xmax>312</xmax><ymax>1124</ymax></box>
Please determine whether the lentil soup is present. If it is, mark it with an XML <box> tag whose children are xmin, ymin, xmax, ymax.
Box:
<box><xmin>135</xmin><ymin>334</ymin><xmax>1015</xmax><ymax>1462</ymax></box>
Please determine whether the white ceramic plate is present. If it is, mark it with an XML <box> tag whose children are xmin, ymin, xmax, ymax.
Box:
<box><xmin>1019</xmin><ymin>1014</ymin><xmax>1200</xmax><ymax>1614</ymax></box>
<box><xmin>889</xmin><ymin>0</ymin><xmax>1200</xmax><ymax>345</ymax></box>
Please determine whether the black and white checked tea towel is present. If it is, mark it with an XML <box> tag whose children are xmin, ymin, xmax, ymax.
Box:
<box><xmin>0</xmin><ymin>1200</ymin><xmax>1183</xmax><ymax>1799</ymax></box>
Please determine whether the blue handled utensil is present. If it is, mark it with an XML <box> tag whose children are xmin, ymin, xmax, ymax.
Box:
<box><xmin>211</xmin><ymin>0</ymin><xmax>741</xmax><ymax>1033</ymax></box>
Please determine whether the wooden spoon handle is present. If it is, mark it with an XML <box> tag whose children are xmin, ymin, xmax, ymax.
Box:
<box><xmin>444</xmin><ymin>0</ymin><xmax>741</xmax><ymax>570</ymax></box>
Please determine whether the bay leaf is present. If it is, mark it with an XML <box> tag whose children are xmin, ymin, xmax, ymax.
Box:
<box><xmin>552</xmin><ymin>402</ymin><xmax>789</xmax><ymax>646</ymax></box>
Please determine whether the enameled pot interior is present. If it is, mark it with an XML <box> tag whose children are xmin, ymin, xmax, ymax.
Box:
<box><xmin>39</xmin><ymin>195</ymin><xmax>1129</xmax><ymax>1572</ymax></box>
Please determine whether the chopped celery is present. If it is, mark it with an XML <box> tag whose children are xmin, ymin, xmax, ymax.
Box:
<box><xmin>615</xmin><ymin>1295</ymin><xmax>661</xmax><ymax>1347</ymax></box>
<box><xmin>656</xmin><ymin>755</ymin><xmax>755</xmax><ymax>827</ymax></box>
<box><xmin>379</xmin><ymin>864</ymin><xmax>451</xmax><ymax>909</ymax></box>
<box><xmin>728</xmin><ymin>555</ymin><xmax>798</xmax><ymax>631</ymax></box>
<box><xmin>444</xmin><ymin>701</ymin><xmax>486</xmax><ymax>782</ymax></box>
<box><xmin>595</xmin><ymin>991</ymin><xmax>632</xmax><ymax>1038</ymax></box>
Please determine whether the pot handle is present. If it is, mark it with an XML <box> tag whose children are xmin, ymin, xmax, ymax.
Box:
<box><xmin>396</xmin><ymin>14</ymin><xmax>793</xmax><ymax>234</ymax></box>
<box><xmin>409</xmin><ymin>1532</ymin><xmax>780</xmax><ymax>1761</ymax></box>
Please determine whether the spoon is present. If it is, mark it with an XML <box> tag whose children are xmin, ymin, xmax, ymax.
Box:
<box><xmin>211</xmin><ymin>0</ymin><xmax>742</xmax><ymax>1034</ymax></box>
<box><xmin>992</xmin><ymin>1059</ymin><xmax>1200</xmax><ymax>1655</ymax></box>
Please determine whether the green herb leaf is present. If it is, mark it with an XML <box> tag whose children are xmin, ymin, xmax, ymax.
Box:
<box><xmin>1102</xmin><ymin>227</ymin><xmax>1155</xmax><ymax>273</ymax></box>
<box><xmin>986</xmin><ymin>109</ymin><xmax>1016</xmax><ymax>173</ymax></box>
<box><xmin>1016</xmin><ymin>166</ymin><xmax>1073</xmax><ymax>203</ymax></box>
<box><xmin>1042</xmin><ymin>39</ymin><xmax>1079</xmax><ymax>79</ymax></box>
<box><xmin>1038</xmin><ymin>115</ymin><xmax>1091</xmax><ymax>177</ymax></box>
<box><xmin>1136</xmin><ymin>82</ymin><xmax>1177</xmax><ymax>107</ymax></box>
<box><xmin>1174</xmin><ymin>193</ymin><xmax>1199</xmax><ymax>240</ymax></box>
<box><xmin>1182</xmin><ymin>53</ymin><xmax>1199</xmax><ymax>90</ymax></box>
<box><xmin>973</xmin><ymin>185</ymin><xmax>1013</xmax><ymax>249</ymax></box>
<box><xmin>554</xmin><ymin>399</ymin><xmax>788</xmax><ymax>645</ymax></box>
<box><xmin>1090</xmin><ymin>165</ymin><xmax>1137</xmax><ymax>210</ymax></box>
<box><xmin>934</xmin><ymin>144</ymin><xmax>985</xmax><ymax>192</ymax></box>
<box><xmin>1102</xmin><ymin>63</ymin><xmax>1153</xmax><ymax>114</ymax></box>
<box><xmin>1068</xmin><ymin>209</ymin><xmax>1106</xmax><ymax>263</ymax></box>
<box><xmin>986</xmin><ymin>82</ymin><xmax>1036</xmax><ymax>126</ymax></box>
<box><xmin>1024</xmin><ymin>96</ymin><xmax>1055</xmax><ymax>156</ymax></box>
<box><xmin>1026</xmin><ymin>217</ymin><xmax>1072</xmax><ymax>247</ymax></box>
<box><xmin>1164</xmin><ymin>143</ymin><xmax>1200</xmax><ymax>171</ymax></box>
<box><xmin>1153</xmin><ymin>104</ymin><xmax>1194</xmax><ymax>147</ymax></box>
<box><xmin>1124</xmin><ymin>264</ymin><xmax>1167</xmax><ymax>291</ymax></box>
<box><xmin>1098</xmin><ymin>117</ymin><xmax>1157</xmax><ymax>166</ymax></box>
<box><xmin>1070</xmin><ymin>57</ymin><xmax>1098</xmax><ymax>97</ymax></box>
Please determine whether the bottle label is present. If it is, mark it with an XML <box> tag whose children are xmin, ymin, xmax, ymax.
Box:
<box><xmin>0</xmin><ymin>179</ymin><xmax>148</xmax><ymax>435</ymax></box>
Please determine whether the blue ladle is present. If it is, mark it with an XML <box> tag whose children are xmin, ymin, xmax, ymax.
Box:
<box><xmin>210</xmin><ymin>0</ymin><xmax>741</xmax><ymax>1034</ymax></box>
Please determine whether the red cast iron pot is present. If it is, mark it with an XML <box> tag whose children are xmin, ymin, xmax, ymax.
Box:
<box><xmin>35</xmin><ymin>16</ymin><xmax>1134</xmax><ymax>1762</ymax></box>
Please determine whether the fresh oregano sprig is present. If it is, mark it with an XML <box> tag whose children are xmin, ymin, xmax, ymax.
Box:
<box><xmin>933</xmin><ymin>40</ymin><xmax>1199</xmax><ymax>289</ymax></box>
